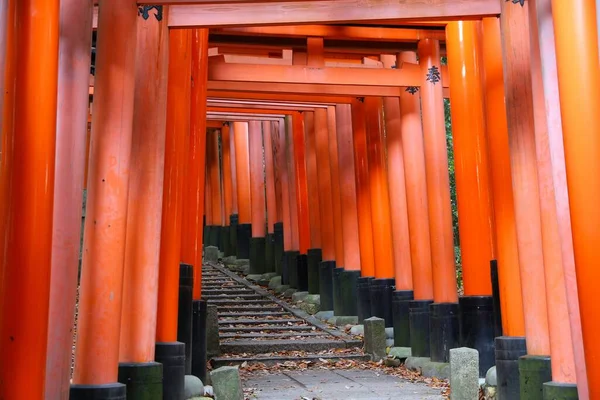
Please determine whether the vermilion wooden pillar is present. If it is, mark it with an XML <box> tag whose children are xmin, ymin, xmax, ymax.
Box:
<box><xmin>221</xmin><ymin>122</ymin><xmax>234</xmax><ymax>256</ymax></box>
<box><xmin>418</xmin><ymin>38</ymin><xmax>459</xmax><ymax>363</ymax></box>
<box><xmin>276</xmin><ymin>119</ymin><xmax>292</xmax><ymax>277</ymax></box>
<box><xmin>117</xmin><ymin>4</ymin><xmax>169</xmax><ymax>396</ymax></box>
<box><xmin>552</xmin><ymin>0</ymin><xmax>600</xmax><ymax>395</ymax></box>
<box><xmin>263</xmin><ymin>121</ymin><xmax>278</xmax><ymax>272</ymax></box>
<box><xmin>233</xmin><ymin>121</ymin><xmax>253</xmax><ymax>258</ymax></box>
<box><xmin>154</xmin><ymin>27</ymin><xmax>192</xmax><ymax>399</ymax></box>
<box><xmin>0</xmin><ymin>0</ymin><xmax>59</xmax><ymax>398</ymax></box>
<box><xmin>207</xmin><ymin>129</ymin><xmax>223</xmax><ymax>248</ymax></box>
<box><xmin>283</xmin><ymin>115</ymin><xmax>300</xmax><ymax>287</ymax></box>
<box><xmin>229</xmin><ymin>121</ymin><xmax>239</xmax><ymax>255</ymax></box>
<box><xmin>480</xmin><ymin>18</ymin><xmax>526</xmax><ymax>339</ymax></box>
<box><xmin>248</xmin><ymin>120</ymin><xmax>267</xmax><ymax>274</ymax></box>
<box><xmin>327</xmin><ymin>107</ymin><xmax>345</xmax><ymax>268</ymax></box>
<box><xmin>46</xmin><ymin>1</ymin><xmax>93</xmax><ymax>398</ymax></box>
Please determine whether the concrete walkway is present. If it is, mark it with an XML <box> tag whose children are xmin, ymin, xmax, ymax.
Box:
<box><xmin>243</xmin><ymin>369</ymin><xmax>445</xmax><ymax>399</ymax></box>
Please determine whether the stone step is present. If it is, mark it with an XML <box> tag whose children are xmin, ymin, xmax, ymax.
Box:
<box><xmin>208</xmin><ymin>299</ymin><xmax>272</xmax><ymax>305</ymax></box>
<box><xmin>220</xmin><ymin>332</ymin><xmax>324</xmax><ymax>339</ymax></box>
<box><xmin>211</xmin><ymin>353</ymin><xmax>371</xmax><ymax>368</ymax></box>
<box><xmin>202</xmin><ymin>285</ymin><xmax>247</xmax><ymax>290</ymax></box>
<box><xmin>220</xmin><ymin>339</ymin><xmax>357</xmax><ymax>355</ymax></box>
<box><xmin>203</xmin><ymin>294</ymin><xmax>262</xmax><ymax>300</ymax></box>
<box><xmin>219</xmin><ymin>311</ymin><xmax>291</xmax><ymax>318</ymax></box>
<box><xmin>203</xmin><ymin>289</ymin><xmax>255</xmax><ymax>295</ymax></box>
<box><xmin>219</xmin><ymin>318</ymin><xmax>306</xmax><ymax>326</ymax></box>
<box><xmin>216</xmin><ymin>306</ymin><xmax>282</xmax><ymax>312</ymax></box>
<box><xmin>219</xmin><ymin>325</ymin><xmax>316</xmax><ymax>332</ymax></box>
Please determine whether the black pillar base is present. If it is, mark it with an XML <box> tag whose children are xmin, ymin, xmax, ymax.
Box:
<box><xmin>221</xmin><ymin>226</ymin><xmax>231</xmax><ymax>256</ymax></box>
<box><xmin>249</xmin><ymin>237</ymin><xmax>266</xmax><ymax>274</ymax></box>
<box><xmin>339</xmin><ymin>269</ymin><xmax>360</xmax><ymax>316</ymax></box>
<box><xmin>208</xmin><ymin>225</ymin><xmax>220</xmax><ymax>248</ymax></box>
<box><xmin>117</xmin><ymin>362</ymin><xmax>163</xmax><ymax>400</ymax></box>
<box><xmin>273</xmin><ymin>222</ymin><xmax>284</xmax><ymax>276</ymax></box>
<box><xmin>392</xmin><ymin>290</ymin><xmax>414</xmax><ymax>347</ymax></box>
<box><xmin>307</xmin><ymin>248</ymin><xmax>322</xmax><ymax>294</ymax></box>
<box><xmin>191</xmin><ymin>300</ymin><xmax>208</xmax><ymax>383</ymax></box>
<box><xmin>155</xmin><ymin>342</ymin><xmax>185</xmax><ymax>400</ymax></box>
<box><xmin>543</xmin><ymin>382</ymin><xmax>579</xmax><ymax>400</ymax></box>
<box><xmin>236</xmin><ymin>223</ymin><xmax>252</xmax><ymax>259</ymax></box>
<box><xmin>460</xmin><ymin>295</ymin><xmax>495</xmax><ymax>377</ymax></box>
<box><xmin>409</xmin><ymin>299</ymin><xmax>433</xmax><ymax>357</ymax></box>
<box><xmin>369</xmin><ymin>278</ymin><xmax>395</xmax><ymax>327</ymax></box>
<box><xmin>490</xmin><ymin>260</ymin><xmax>503</xmax><ymax>337</ymax></box>
<box><xmin>297</xmin><ymin>253</ymin><xmax>309</xmax><ymax>291</ymax></box>
<box><xmin>332</xmin><ymin>267</ymin><xmax>344</xmax><ymax>315</ymax></box>
<box><xmin>429</xmin><ymin>302</ymin><xmax>460</xmax><ymax>363</ymax></box>
<box><xmin>202</xmin><ymin>224</ymin><xmax>210</xmax><ymax>247</ymax></box>
<box><xmin>495</xmin><ymin>336</ymin><xmax>527</xmax><ymax>400</ymax></box>
<box><xmin>519</xmin><ymin>355</ymin><xmax>552</xmax><ymax>400</ymax></box>
<box><xmin>319</xmin><ymin>260</ymin><xmax>335</xmax><ymax>310</ymax></box>
<box><xmin>229</xmin><ymin>214</ymin><xmax>238</xmax><ymax>256</ymax></box>
<box><xmin>70</xmin><ymin>383</ymin><xmax>127</xmax><ymax>400</ymax></box>
<box><xmin>177</xmin><ymin>263</ymin><xmax>194</xmax><ymax>375</ymax></box>
<box><xmin>285</xmin><ymin>250</ymin><xmax>299</xmax><ymax>287</ymax></box>
<box><xmin>357</xmin><ymin>276</ymin><xmax>374</xmax><ymax>323</ymax></box>
<box><xmin>264</xmin><ymin>233</ymin><xmax>275</xmax><ymax>273</ymax></box>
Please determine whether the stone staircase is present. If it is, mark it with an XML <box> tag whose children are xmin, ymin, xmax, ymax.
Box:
<box><xmin>202</xmin><ymin>262</ymin><xmax>368</xmax><ymax>368</ymax></box>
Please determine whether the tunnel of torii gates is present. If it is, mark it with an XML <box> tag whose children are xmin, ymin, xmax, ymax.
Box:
<box><xmin>0</xmin><ymin>0</ymin><xmax>599</xmax><ymax>399</ymax></box>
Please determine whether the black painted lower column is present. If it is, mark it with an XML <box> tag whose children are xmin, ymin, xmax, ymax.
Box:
<box><xmin>236</xmin><ymin>223</ymin><xmax>252</xmax><ymax>259</ymax></box>
<box><xmin>286</xmin><ymin>250</ymin><xmax>299</xmax><ymax>287</ymax></box>
<box><xmin>221</xmin><ymin>226</ymin><xmax>231</xmax><ymax>256</ymax></box>
<box><xmin>543</xmin><ymin>382</ymin><xmax>579</xmax><ymax>399</ymax></box>
<box><xmin>357</xmin><ymin>276</ymin><xmax>374</xmax><ymax>323</ymax></box>
<box><xmin>202</xmin><ymin>223</ymin><xmax>209</xmax><ymax>248</ymax></box>
<box><xmin>264</xmin><ymin>233</ymin><xmax>275</xmax><ymax>273</ymax></box>
<box><xmin>229</xmin><ymin>214</ymin><xmax>238</xmax><ymax>256</ymax></box>
<box><xmin>495</xmin><ymin>336</ymin><xmax>527</xmax><ymax>400</ymax></box>
<box><xmin>409</xmin><ymin>299</ymin><xmax>433</xmax><ymax>357</ymax></box>
<box><xmin>490</xmin><ymin>260</ymin><xmax>504</xmax><ymax>337</ymax></box>
<box><xmin>191</xmin><ymin>300</ymin><xmax>207</xmax><ymax>383</ymax></box>
<box><xmin>429</xmin><ymin>302</ymin><xmax>461</xmax><ymax>363</ymax></box>
<box><xmin>392</xmin><ymin>290</ymin><xmax>414</xmax><ymax>347</ymax></box>
<box><xmin>273</xmin><ymin>222</ymin><xmax>284</xmax><ymax>276</ymax></box>
<box><xmin>177</xmin><ymin>263</ymin><xmax>194</xmax><ymax>374</ymax></box>
<box><xmin>208</xmin><ymin>225</ymin><xmax>220</xmax><ymax>248</ymax></box>
<box><xmin>297</xmin><ymin>253</ymin><xmax>309</xmax><ymax>291</ymax></box>
<box><xmin>307</xmin><ymin>248</ymin><xmax>322</xmax><ymax>294</ymax></box>
<box><xmin>460</xmin><ymin>296</ymin><xmax>496</xmax><ymax>377</ymax></box>
<box><xmin>519</xmin><ymin>355</ymin><xmax>552</xmax><ymax>399</ymax></box>
<box><xmin>70</xmin><ymin>383</ymin><xmax>127</xmax><ymax>400</ymax></box>
<box><xmin>332</xmin><ymin>267</ymin><xmax>344</xmax><ymax>315</ymax></box>
<box><xmin>339</xmin><ymin>269</ymin><xmax>360</xmax><ymax>316</ymax></box>
<box><xmin>249</xmin><ymin>237</ymin><xmax>266</xmax><ymax>274</ymax></box>
<box><xmin>319</xmin><ymin>261</ymin><xmax>335</xmax><ymax>311</ymax></box>
<box><xmin>117</xmin><ymin>362</ymin><xmax>163</xmax><ymax>400</ymax></box>
<box><xmin>154</xmin><ymin>342</ymin><xmax>186</xmax><ymax>400</ymax></box>
<box><xmin>369</xmin><ymin>278</ymin><xmax>395</xmax><ymax>327</ymax></box>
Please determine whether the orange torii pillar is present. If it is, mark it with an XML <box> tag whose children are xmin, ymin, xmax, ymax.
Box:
<box><xmin>281</xmin><ymin>115</ymin><xmax>300</xmax><ymax>286</ymax></box>
<box><xmin>45</xmin><ymin>0</ymin><xmax>93</xmax><ymax>398</ymax></box>
<box><xmin>334</xmin><ymin>104</ymin><xmax>362</xmax><ymax>317</ymax></box>
<box><xmin>304</xmin><ymin>111</ymin><xmax>323</xmax><ymax>294</ymax></box>
<box><xmin>183</xmin><ymin>28</ymin><xmax>209</xmax><ymax>383</ymax></box>
<box><xmin>69</xmin><ymin>1</ymin><xmax>135</xmax><ymax>398</ymax></box>
<box><xmin>315</xmin><ymin>108</ymin><xmax>338</xmax><ymax>313</ymax></box>
<box><xmin>0</xmin><ymin>0</ymin><xmax>59</xmax><ymax>398</ymax></box>
<box><xmin>206</xmin><ymin>128</ymin><xmax>223</xmax><ymax>248</ymax></box>
<box><xmin>117</xmin><ymin>5</ymin><xmax>169</xmax><ymax>398</ymax></box>
<box><xmin>351</xmin><ymin>99</ymin><xmax>377</xmax><ymax>322</ymax></box>
<box><xmin>155</xmin><ymin>27</ymin><xmax>192</xmax><ymax>399</ymax></box>
<box><xmin>204</xmin><ymin>158</ymin><xmax>213</xmax><ymax>247</ymax></box>
<box><xmin>500</xmin><ymin>0</ymin><xmax>554</xmax><ymax>395</ymax></box>
<box><xmin>380</xmin><ymin>54</ymin><xmax>415</xmax><ymax>346</ymax></box>
<box><xmin>364</xmin><ymin>97</ymin><xmax>396</xmax><ymax>327</ymax></box>
<box><xmin>397</xmin><ymin>51</ymin><xmax>436</xmax><ymax>355</ymax></box>
<box><xmin>271</xmin><ymin>120</ymin><xmax>286</xmax><ymax>276</ymax></box>
<box><xmin>480</xmin><ymin>17</ymin><xmax>527</xmax><ymax>399</ymax></box>
<box><xmin>418</xmin><ymin>38</ymin><xmax>460</xmax><ymax>363</ymax></box>
<box><xmin>552</xmin><ymin>0</ymin><xmax>600</xmax><ymax>397</ymax></box>
<box><xmin>248</xmin><ymin>120</ymin><xmax>267</xmax><ymax>275</ymax></box>
<box><xmin>263</xmin><ymin>121</ymin><xmax>278</xmax><ymax>273</ymax></box>
<box><xmin>446</xmin><ymin>21</ymin><xmax>497</xmax><ymax>377</ymax></box>
<box><xmin>531</xmin><ymin>0</ymin><xmax>587</xmax><ymax>397</ymax></box>
<box><xmin>229</xmin><ymin>121</ymin><xmax>239</xmax><ymax>255</ymax></box>
<box><xmin>233</xmin><ymin>122</ymin><xmax>253</xmax><ymax>259</ymax></box>
<box><xmin>221</xmin><ymin>122</ymin><xmax>234</xmax><ymax>256</ymax></box>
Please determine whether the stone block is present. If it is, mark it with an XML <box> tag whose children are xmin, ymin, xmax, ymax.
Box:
<box><xmin>385</xmin><ymin>327</ymin><xmax>394</xmax><ymax>339</ymax></box>
<box><xmin>268</xmin><ymin>276</ymin><xmax>282</xmax><ymax>289</ymax></box>
<box><xmin>386</xmin><ymin>338</ymin><xmax>395</xmax><ymax>347</ymax></box>
<box><xmin>305</xmin><ymin>294</ymin><xmax>321</xmax><ymax>305</ymax></box>
<box><xmin>350</xmin><ymin>325</ymin><xmax>364</xmax><ymax>335</ymax></box>
<box><xmin>486</xmin><ymin>366</ymin><xmax>497</xmax><ymax>386</ymax></box>
<box><xmin>283</xmin><ymin>288</ymin><xmax>297</xmax><ymax>297</ymax></box>
<box><xmin>292</xmin><ymin>291</ymin><xmax>309</xmax><ymax>302</ymax></box>
<box><xmin>406</xmin><ymin>357</ymin><xmax>451</xmax><ymax>379</ymax></box>
<box><xmin>364</xmin><ymin>317</ymin><xmax>387</xmax><ymax>362</ymax></box>
<box><xmin>204</xmin><ymin>246</ymin><xmax>220</xmax><ymax>262</ymax></box>
<box><xmin>315</xmin><ymin>310</ymin><xmax>334</xmax><ymax>321</ymax></box>
<box><xmin>388</xmin><ymin>347</ymin><xmax>412</xmax><ymax>359</ymax></box>
<box><xmin>261</xmin><ymin>272</ymin><xmax>279</xmax><ymax>281</ymax></box>
<box><xmin>206</xmin><ymin>304</ymin><xmax>220</xmax><ymax>358</ymax></box>
<box><xmin>334</xmin><ymin>316</ymin><xmax>358</xmax><ymax>326</ymax></box>
<box><xmin>221</xmin><ymin>256</ymin><xmax>237</xmax><ymax>265</ymax></box>
<box><xmin>299</xmin><ymin>302</ymin><xmax>320</xmax><ymax>315</ymax></box>
<box><xmin>274</xmin><ymin>284</ymin><xmax>290</xmax><ymax>294</ymax></box>
<box><xmin>210</xmin><ymin>366</ymin><xmax>243</xmax><ymax>400</ymax></box>
<box><xmin>246</xmin><ymin>274</ymin><xmax>262</xmax><ymax>282</ymax></box>
<box><xmin>384</xmin><ymin>358</ymin><xmax>402</xmax><ymax>367</ymax></box>
<box><xmin>450</xmin><ymin>347</ymin><xmax>479</xmax><ymax>400</ymax></box>
<box><xmin>184</xmin><ymin>375</ymin><xmax>204</xmax><ymax>399</ymax></box>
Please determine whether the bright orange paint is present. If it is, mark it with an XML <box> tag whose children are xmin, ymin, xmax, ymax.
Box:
<box><xmin>222</xmin><ymin>123</ymin><xmax>234</xmax><ymax>222</ymax></box>
<box><xmin>446</xmin><ymin>22</ymin><xmax>495</xmax><ymax>296</ymax></box>
<box><xmin>272</xmin><ymin>120</ymin><xmax>284</xmax><ymax>225</ymax></box>
<box><xmin>264</xmin><ymin>121</ymin><xmax>278</xmax><ymax>233</ymax></box>
<box><xmin>182</xmin><ymin>28</ymin><xmax>209</xmax><ymax>300</ymax></box>
<box><xmin>156</xmin><ymin>28</ymin><xmax>192</xmax><ymax>343</ymax></box>
<box><xmin>205</xmin><ymin>158</ymin><xmax>213</xmax><ymax>227</ymax></box>
<box><xmin>277</xmin><ymin>120</ymin><xmax>293</xmax><ymax>251</ymax></box>
<box><xmin>364</xmin><ymin>97</ymin><xmax>395</xmax><ymax>280</ymax></box>
<box><xmin>285</xmin><ymin>115</ymin><xmax>300</xmax><ymax>251</ymax></box>
<box><xmin>552</xmin><ymin>0</ymin><xmax>600</xmax><ymax>392</ymax></box>
<box><xmin>119</xmin><ymin>7</ymin><xmax>169</xmax><ymax>365</ymax></box>
<box><xmin>249</xmin><ymin>121</ymin><xmax>266</xmax><ymax>237</ymax></box>
<box><xmin>208</xmin><ymin>129</ymin><xmax>223</xmax><ymax>227</ymax></box>
<box><xmin>232</xmin><ymin>122</ymin><xmax>252</xmax><ymax>224</ymax></box>
<box><xmin>335</xmin><ymin>105</ymin><xmax>361</xmax><ymax>271</ymax></box>
<box><xmin>0</xmin><ymin>0</ymin><xmax>59</xmax><ymax>396</ymax></box>
<box><xmin>314</xmin><ymin>108</ymin><xmax>336</xmax><ymax>261</ymax></box>
<box><xmin>304</xmin><ymin>111</ymin><xmax>322</xmax><ymax>249</ymax></box>
<box><xmin>292</xmin><ymin>112</ymin><xmax>310</xmax><ymax>254</ymax></box>
<box><xmin>230</xmin><ymin>122</ymin><xmax>239</xmax><ymax>215</ymax></box>
<box><xmin>418</xmin><ymin>39</ymin><xmax>458</xmax><ymax>303</ymax></box>
<box><xmin>326</xmin><ymin>106</ymin><xmax>345</xmax><ymax>266</ymax></box>
<box><xmin>46</xmin><ymin>0</ymin><xmax>93</xmax><ymax>397</ymax></box>
<box><xmin>351</xmin><ymin>100</ymin><xmax>375</xmax><ymax>277</ymax></box>
<box><xmin>480</xmin><ymin>18</ymin><xmax>525</xmax><ymax>337</ymax></box>
<box><xmin>398</xmin><ymin>51</ymin><xmax>434</xmax><ymax>300</ymax></box>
